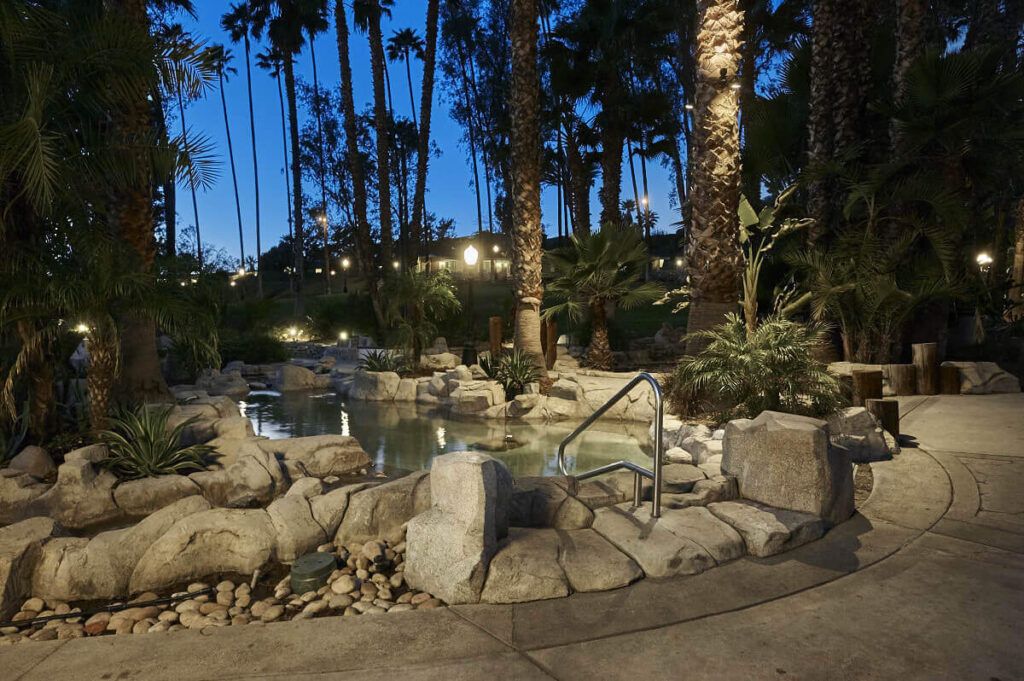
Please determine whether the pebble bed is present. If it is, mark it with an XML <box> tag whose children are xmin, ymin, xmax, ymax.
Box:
<box><xmin>0</xmin><ymin>535</ymin><xmax>445</xmax><ymax>646</ymax></box>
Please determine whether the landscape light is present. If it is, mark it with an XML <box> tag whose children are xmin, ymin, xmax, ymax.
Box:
<box><xmin>492</xmin><ymin>244</ymin><xmax>500</xmax><ymax>253</ymax></box>
<box><xmin>330</xmin><ymin>270</ymin><xmax>336</xmax><ymax>276</ymax></box>
<box><xmin>463</xmin><ymin>245</ymin><xmax>479</xmax><ymax>267</ymax></box>
<box><xmin>675</xmin><ymin>258</ymin><xmax>683</xmax><ymax>267</ymax></box>
<box><xmin>237</xmin><ymin>267</ymin><xmax>245</xmax><ymax>277</ymax></box>
<box><xmin>230</xmin><ymin>281</ymin><xmax>236</xmax><ymax>287</ymax></box>
<box><xmin>74</xmin><ymin>323</ymin><xmax>90</xmax><ymax>334</ymax></box>
<box><xmin>393</xmin><ymin>260</ymin><xmax>400</xmax><ymax>270</ymax></box>
<box><xmin>339</xmin><ymin>331</ymin><xmax>349</xmax><ymax>342</ymax></box>
<box><xmin>341</xmin><ymin>257</ymin><xmax>351</xmax><ymax>270</ymax></box>
<box><xmin>976</xmin><ymin>252</ymin><xmax>993</xmax><ymax>269</ymax></box>
<box><xmin>685</xmin><ymin>103</ymin><xmax>694</xmax><ymax>110</ymax></box>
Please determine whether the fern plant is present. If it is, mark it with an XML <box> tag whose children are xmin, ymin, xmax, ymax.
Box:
<box><xmin>358</xmin><ymin>349</ymin><xmax>408</xmax><ymax>374</ymax></box>
<box><xmin>665</xmin><ymin>313</ymin><xmax>846</xmax><ymax>419</ymax></box>
<box><xmin>98</xmin><ymin>406</ymin><xmax>213</xmax><ymax>479</ymax></box>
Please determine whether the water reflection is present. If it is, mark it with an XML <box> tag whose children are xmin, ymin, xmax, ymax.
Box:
<box><xmin>241</xmin><ymin>391</ymin><xmax>651</xmax><ymax>477</ymax></box>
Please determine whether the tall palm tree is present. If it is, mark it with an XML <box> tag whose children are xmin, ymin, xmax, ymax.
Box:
<box><xmin>308</xmin><ymin>30</ymin><xmax>332</xmax><ymax>293</ymax></box>
<box><xmin>211</xmin><ymin>45</ymin><xmax>247</xmax><ymax>271</ymax></box>
<box><xmin>386</xmin><ymin>28</ymin><xmax>424</xmax><ymax>129</ymax></box>
<box><xmin>892</xmin><ymin>0</ymin><xmax>926</xmax><ymax>145</ymax></box>
<box><xmin>222</xmin><ymin>2</ymin><xmax>265</xmax><ymax>297</ymax></box>
<box><xmin>335</xmin><ymin>0</ymin><xmax>385</xmax><ymax>328</ymax></box>
<box><xmin>410</xmin><ymin>0</ymin><xmax>440</xmax><ymax>265</ymax></box>
<box><xmin>256</xmin><ymin>47</ymin><xmax>296</xmax><ymax>254</ymax></box>
<box><xmin>166</xmin><ymin>24</ymin><xmax>204</xmax><ymax>269</ymax></box>
<box><xmin>684</xmin><ymin>0</ymin><xmax>745</xmax><ymax>349</ymax></box>
<box><xmin>354</xmin><ymin>0</ymin><xmax>395</xmax><ymax>263</ymax></box>
<box><xmin>252</xmin><ymin>0</ymin><xmax>327</xmax><ymax>307</ymax></box>
<box><xmin>509</xmin><ymin>0</ymin><xmax>546</xmax><ymax>373</ymax></box>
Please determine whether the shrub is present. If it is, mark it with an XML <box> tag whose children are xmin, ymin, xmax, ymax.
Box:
<box><xmin>480</xmin><ymin>348</ymin><xmax>541</xmax><ymax>398</ymax></box>
<box><xmin>665</xmin><ymin>313</ymin><xmax>846</xmax><ymax>420</ymax></box>
<box><xmin>219</xmin><ymin>331</ymin><xmax>289</xmax><ymax>365</ymax></box>
<box><xmin>358</xmin><ymin>349</ymin><xmax>408</xmax><ymax>374</ymax></box>
<box><xmin>98</xmin><ymin>406</ymin><xmax>214</xmax><ymax>479</ymax></box>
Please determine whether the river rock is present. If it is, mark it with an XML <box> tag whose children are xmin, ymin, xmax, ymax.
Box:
<box><xmin>336</xmin><ymin>471</ymin><xmax>431</xmax><ymax>545</ymax></box>
<box><xmin>405</xmin><ymin>453</ymin><xmax>512</xmax><ymax>605</ymax></box>
<box><xmin>722</xmin><ymin>411</ymin><xmax>854</xmax><ymax>525</ymax></box>
<box><xmin>275</xmin><ymin>364</ymin><xmax>319</xmax><ymax>391</ymax></box>
<box><xmin>196</xmin><ymin>369</ymin><xmax>250</xmax><ymax>398</ymax></box>
<box><xmin>0</xmin><ymin>517</ymin><xmax>60</xmax><ymax>619</ymax></box>
<box><xmin>9</xmin><ymin>446</ymin><xmax>56</xmax><ymax>480</ymax></box>
<box><xmin>130</xmin><ymin>508</ymin><xmax>275</xmax><ymax>592</ymax></box>
<box><xmin>267</xmin><ymin>495</ymin><xmax>327</xmax><ymax>563</ymax></box>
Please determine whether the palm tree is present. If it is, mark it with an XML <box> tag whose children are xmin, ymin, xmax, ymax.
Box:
<box><xmin>354</xmin><ymin>0</ymin><xmax>395</xmax><ymax>263</ymax></box>
<box><xmin>544</xmin><ymin>224</ymin><xmax>664</xmax><ymax>370</ymax></box>
<box><xmin>222</xmin><ymin>2</ymin><xmax>265</xmax><ymax>297</ymax></box>
<box><xmin>381</xmin><ymin>270</ymin><xmax>461</xmax><ymax>360</ymax></box>
<box><xmin>211</xmin><ymin>45</ymin><xmax>247</xmax><ymax>271</ymax></box>
<box><xmin>307</xmin><ymin>29</ymin><xmax>333</xmax><ymax>293</ymax></box>
<box><xmin>386</xmin><ymin>28</ymin><xmax>424</xmax><ymax>129</ymax></box>
<box><xmin>251</xmin><ymin>0</ymin><xmax>327</xmax><ymax>307</ymax></box>
<box><xmin>165</xmin><ymin>24</ymin><xmax>204</xmax><ymax>269</ymax></box>
<box><xmin>335</xmin><ymin>0</ymin><xmax>385</xmax><ymax>328</ymax></box>
<box><xmin>255</xmin><ymin>48</ymin><xmax>296</xmax><ymax>255</ymax></box>
<box><xmin>410</xmin><ymin>0</ymin><xmax>440</xmax><ymax>265</ymax></box>
<box><xmin>891</xmin><ymin>0</ymin><xmax>926</xmax><ymax>145</ymax></box>
<box><xmin>684</xmin><ymin>0</ymin><xmax>745</xmax><ymax>350</ymax></box>
<box><xmin>509</xmin><ymin>0</ymin><xmax>546</xmax><ymax>373</ymax></box>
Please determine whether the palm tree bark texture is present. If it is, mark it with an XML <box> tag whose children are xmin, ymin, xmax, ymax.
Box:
<box><xmin>410</xmin><ymin>0</ymin><xmax>440</xmax><ymax>264</ymax></box>
<box><xmin>111</xmin><ymin>0</ymin><xmax>170</xmax><ymax>403</ymax></box>
<box><xmin>367</xmin><ymin>3</ymin><xmax>394</xmax><ymax>263</ymax></box>
<box><xmin>806</xmin><ymin>0</ymin><xmax>871</xmax><ymax>242</ymax></box>
<box><xmin>510</xmin><ymin>0</ymin><xmax>547</xmax><ymax>374</ymax></box>
<box><xmin>684</xmin><ymin>0</ymin><xmax>744</xmax><ymax>352</ymax></box>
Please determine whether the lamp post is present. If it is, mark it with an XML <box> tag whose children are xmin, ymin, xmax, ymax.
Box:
<box><xmin>341</xmin><ymin>257</ymin><xmax>350</xmax><ymax>294</ymax></box>
<box><xmin>975</xmin><ymin>252</ymin><xmax>993</xmax><ymax>344</ymax></box>
<box><xmin>462</xmin><ymin>245</ymin><xmax>479</xmax><ymax>366</ymax></box>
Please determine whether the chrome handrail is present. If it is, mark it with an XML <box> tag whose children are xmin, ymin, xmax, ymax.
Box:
<box><xmin>556</xmin><ymin>372</ymin><xmax>664</xmax><ymax>517</ymax></box>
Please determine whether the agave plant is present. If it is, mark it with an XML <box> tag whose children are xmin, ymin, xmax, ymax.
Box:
<box><xmin>358</xmin><ymin>349</ymin><xmax>409</xmax><ymax>374</ymax></box>
<box><xmin>479</xmin><ymin>349</ymin><xmax>540</xmax><ymax>398</ymax></box>
<box><xmin>665</xmin><ymin>313</ymin><xmax>846</xmax><ymax>419</ymax></box>
<box><xmin>98</xmin><ymin>406</ymin><xmax>213</xmax><ymax>479</ymax></box>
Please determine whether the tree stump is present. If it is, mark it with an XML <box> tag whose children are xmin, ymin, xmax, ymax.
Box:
<box><xmin>866</xmin><ymin>398</ymin><xmax>900</xmax><ymax>438</ymax></box>
<box><xmin>912</xmin><ymin>343</ymin><xmax>939</xmax><ymax>395</ymax></box>
<box><xmin>852</xmin><ymin>370</ymin><xmax>883</xmax><ymax>406</ymax></box>
<box><xmin>488</xmin><ymin>316</ymin><xmax>503</xmax><ymax>358</ymax></box>
<box><xmin>544</xmin><ymin>319</ymin><xmax>558</xmax><ymax>370</ymax></box>
<box><xmin>940</xmin><ymin>365</ymin><xmax>961</xmax><ymax>395</ymax></box>
<box><xmin>885</xmin><ymin>364</ymin><xmax>917</xmax><ymax>396</ymax></box>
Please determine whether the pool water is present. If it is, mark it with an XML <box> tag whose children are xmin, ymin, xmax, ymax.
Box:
<box><xmin>239</xmin><ymin>391</ymin><xmax>652</xmax><ymax>478</ymax></box>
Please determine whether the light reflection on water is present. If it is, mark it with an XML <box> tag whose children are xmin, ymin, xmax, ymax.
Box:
<box><xmin>240</xmin><ymin>391</ymin><xmax>652</xmax><ymax>478</ymax></box>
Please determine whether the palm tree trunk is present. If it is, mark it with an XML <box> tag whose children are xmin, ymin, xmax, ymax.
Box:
<box><xmin>639</xmin><ymin>135</ymin><xmax>651</xmax><ymax>241</ymax></box>
<box><xmin>283</xmin><ymin>55</ymin><xmax>305</xmax><ymax>303</ymax></box>
<box><xmin>892</xmin><ymin>0</ymin><xmax>926</xmax><ymax>141</ymax></box>
<box><xmin>368</xmin><ymin>13</ymin><xmax>393</xmax><ymax>263</ymax></box>
<box><xmin>336</xmin><ymin>0</ymin><xmax>385</xmax><ymax>328</ymax></box>
<box><xmin>565</xmin><ymin>126</ymin><xmax>590</xmax><ymax>237</ymax></box>
<box><xmin>627</xmin><ymin>137</ymin><xmax>641</xmax><ymax>224</ymax></box>
<box><xmin>310</xmin><ymin>33</ymin><xmax>332</xmax><ymax>294</ymax></box>
<box><xmin>684</xmin><ymin>0</ymin><xmax>744</xmax><ymax>352</ymax></box>
<box><xmin>111</xmin><ymin>0</ymin><xmax>169</xmax><ymax>404</ymax></box>
<box><xmin>411</xmin><ymin>0</ymin><xmax>440</xmax><ymax>264</ymax></box>
<box><xmin>587</xmin><ymin>301</ymin><xmax>613</xmax><ymax>371</ymax></box>
<box><xmin>1010</xmin><ymin>198</ymin><xmax>1024</xmax><ymax>321</ymax></box>
<box><xmin>510</xmin><ymin>0</ymin><xmax>546</xmax><ymax>374</ymax></box>
<box><xmin>86</xmin><ymin>332</ymin><xmax>118</xmax><ymax>432</ymax></box>
<box><xmin>457</xmin><ymin>53</ymin><xmax>484</xmax><ymax>236</ymax></box>
<box><xmin>243</xmin><ymin>34</ymin><xmax>262</xmax><ymax>297</ymax></box>
<box><xmin>176</xmin><ymin>81</ymin><xmax>202</xmax><ymax>268</ymax></box>
<box><xmin>404</xmin><ymin>54</ymin><xmax>418</xmax><ymax>128</ymax></box>
<box><xmin>219</xmin><ymin>70</ymin><xmax>246</xmax><ymax>270</ymax></box>
<box><xmin>276</xmin><ymin>67</ymin><xmax>295</xmax><ymax>251</ymax></box>
<box><xmin>599</xmin><ymin>121</ymin><xmax>623</xmax><ymax>227</ymax></box>
<box><xmin>152</xmin><ymin>89</ymin><xmax>176</xmax><ymax>257</ymax></box>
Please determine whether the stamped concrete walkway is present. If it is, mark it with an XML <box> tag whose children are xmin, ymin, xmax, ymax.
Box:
<box><xmin>3</xmin><ymin>395</ymin><xmax>1022</xmax><ymax>680</ymax></box>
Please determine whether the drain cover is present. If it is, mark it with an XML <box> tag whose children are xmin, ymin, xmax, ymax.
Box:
<box><xmin>290</xmin><ymin>552</ymin><xmax>336</xmax><ymax>594</ymax></box>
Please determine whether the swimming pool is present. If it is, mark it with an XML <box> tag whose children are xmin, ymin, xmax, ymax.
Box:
<box><xmin>239</xmin><ymin>390</ymin><xmax>652</xmax><ymax>478</ymax></box>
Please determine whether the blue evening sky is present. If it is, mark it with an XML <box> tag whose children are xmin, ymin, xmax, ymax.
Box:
<box><xmin>175</xmin><ymin>2</ymin><xmax>679</xmax><ymax>262</ymax></box>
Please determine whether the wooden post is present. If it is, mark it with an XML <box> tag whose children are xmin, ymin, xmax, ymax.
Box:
<box><xmin>940</xmin><ymin>365</ymin><xmax>961</xmax><ymax>395</ymax></box>
<box><xmin>488</xmin><ymin>316</ymin><xmax>503</xmax><ymax>358</ymax></box>
<box><xmin>912</xmin><ymin>342</ymin><xmax>939</xmax><ymax>395</ymax></box>
<box><xmin>545</xmin><ymin>318</ymin><xmax>558</xmax><ymax>370</ymax></box>
<box><xmin>866</xmin><ymin>398</ymin><xmax>900</xmax><ymax>438</ymax></box>
<box><xmin>851</xmin><ymin>369</ymin><xmax>883</xmax><ymax>407</ymax></box>
<box><xmin>885</xmin><ymin>364</ymin><xmax>917</xmax><ymax>396</ymax></box>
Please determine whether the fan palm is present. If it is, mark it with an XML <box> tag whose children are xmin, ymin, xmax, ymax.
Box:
<box><xmin>409</xmin><ymin>0</ymin><xmax>441</xmax><ymax>264</ymax></box>
<box><xmin>211</xmin><ymin>45</ymin><xmax>247</xmax><ymax>271</ymax></box>
<box><xmin>544</xmin><ymin>224</ymin><xmax>664</xmax><ymax>370</ymax></box>
<box><xmin>386</xmin><ymin>28</ymin><xmax>425</xmax><ymax>129</ymax></box>
<box><xmin>380</xmin><ymin>269</ymin><xmax>461</xmax><ymax>360</ymax></box>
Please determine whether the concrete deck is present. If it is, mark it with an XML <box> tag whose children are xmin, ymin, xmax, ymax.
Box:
<box><xmin>4</xmin><ymin>394</ymin><xmax>1022</xmax><ymax>680</ymax></box>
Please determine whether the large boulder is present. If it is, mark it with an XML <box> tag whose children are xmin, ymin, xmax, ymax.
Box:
<box><xmin>420</xmin><ymin>353</ymin><xmax>460</xmax><ymax>371</ymax></box>
<box><xmin>9</xmin><ymin>446</ymin><xmax>56</xmax><ymax>480</ymax></box>
<box><xmin>275</xmin><ymin>364</ymin><xmax>319</xmax><ymax>392</ymax></box>
<box><xmin>722</xmin><ymin>411</ymin><xmax>854</xmax><ymax>525</ymax></box>
<box><xmin>405</xmin><ymin>452</ymin><xmax>512</xmax><ymax>605</ymax></box>
<box><xmin>309</xmin><ymin>483</ymin><xmax>374</xmax><ymax>536</ymax></box>
<box><xmin>113</xmin><ymin>475</ymin><xmax>202</xmax><ymax>517</ymax></box>
<box><xmin>0</xmin><ymin>469</ymin><xmax>49</xmax><ymax>525</ymax></box>
<box><xmin>32</xmin><ymin>496</ymin><xmax>210</xmax><ymax>601</ymax></box>
<box><xmin>267</xmin><ymin>495</ymin><xmax>327</xmax><ymax>563</ymax></box>
<box><xmin>481</xmin><ymin>528</ymin><xmax>568</xmax><ymax>603</ymax></box>
<box><xmin>188</xmin><ymin>451</ymin><xmax>278</xmax><ymax>508</ymax></box>
<box><xmin>196</xmin><ymin>369</ymin><xmax>249</xmax><ymax>397</ymax></box>
<box><xmin>130</xmin><ymin>508</ymin><xmax>275</xmax><ymax>592</ymax></box>
<box><xmin>0</xmin><ymin>517</ymin><xmax>61</xmax><ymax>619</ymax></box>
<box><xmin>348</xmin><ymin>370</ymin><xmax>401</xmax><ymax>401</ymax></box>
<box><xmin>336</xmin><ymin>471</ymin><xmax>431</xmax><ymax>545</ymax></box>
<box><xmin>32</xmin><ymin>459</ymin><xmax>124</xmax><ymax>529</ymax></box>
<box><xmin>941</xmin><ymin>361</ymin><xmax>1021</xmax><ymax>394</ymax></box>
<box><xmin>256</xmin><ymin>435</ymin><xmax>370</xmax><ymax>478</ymax></box>
<box><xmin>509</xmin><ymin>476</ymin><xmax>594</xmax><ymax>529</ymax></box>
<box><xmin>827</xmin><ymin>407</ymin><xmax>892</xmax><ymax>464</ymax></box>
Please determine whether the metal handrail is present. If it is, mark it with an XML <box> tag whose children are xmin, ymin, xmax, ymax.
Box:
<box><xmin>556</xmin><ymin>372</ymin><xmax>664</xmax><ymax>517</ymax></box>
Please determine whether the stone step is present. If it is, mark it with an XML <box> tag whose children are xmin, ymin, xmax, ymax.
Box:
<box><xmin>707</xmin><ymin>500</ymin><xmax>824</xmax><ymax>558</ymax></box>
